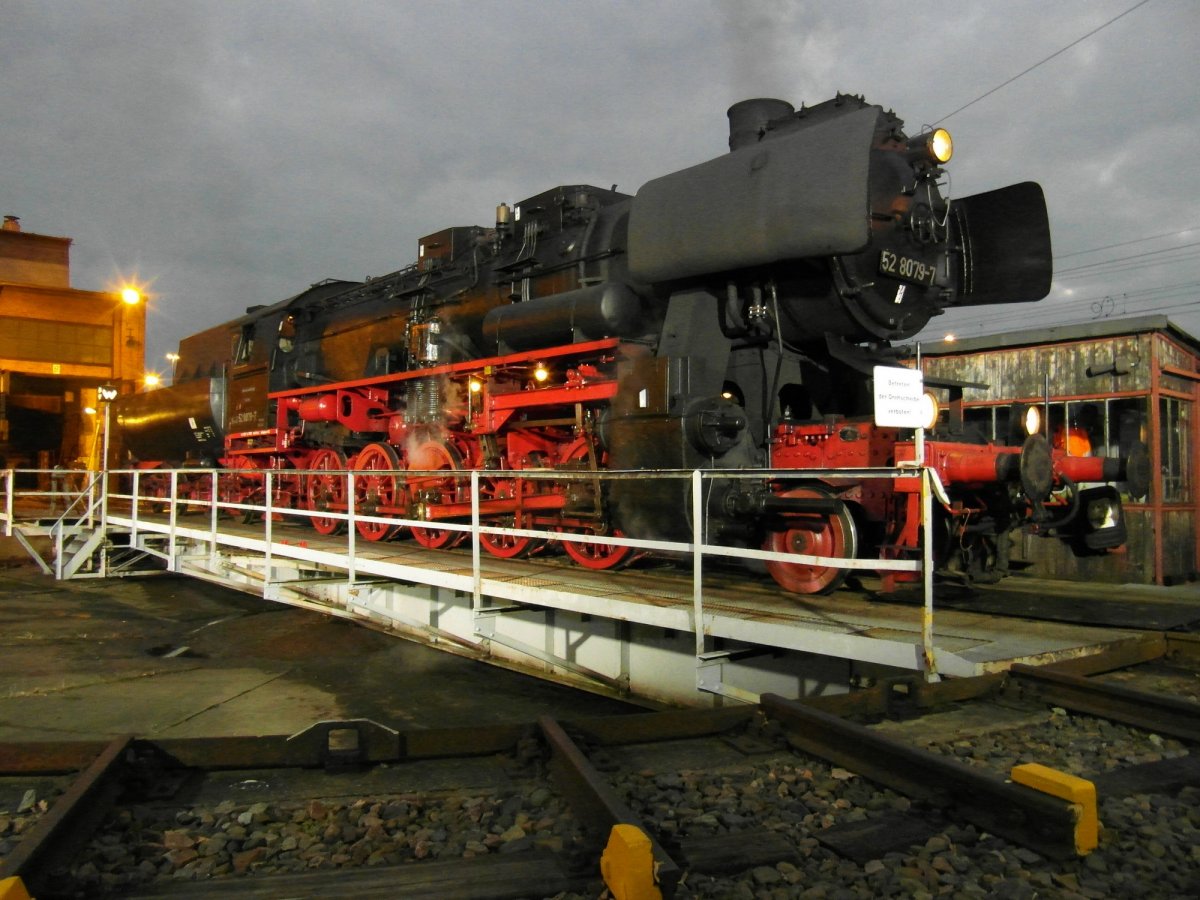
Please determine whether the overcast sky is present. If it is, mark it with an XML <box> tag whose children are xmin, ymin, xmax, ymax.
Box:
<box><xmin>3</xmin><ymin>0</ymin><xmax>1197</xmax><ymax>374</ymax></box>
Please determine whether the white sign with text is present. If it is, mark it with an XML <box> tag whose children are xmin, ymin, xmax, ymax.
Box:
<box><xmin>873</xmin><ymin>365</ymin><xmax>925</xmax><ymax>427</ymax></box>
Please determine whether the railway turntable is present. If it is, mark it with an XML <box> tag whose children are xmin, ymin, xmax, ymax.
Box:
<box><xmin>54</xmin><ymin>501</ymin><xmax>1184</xmax><ymax>709</ymax></box>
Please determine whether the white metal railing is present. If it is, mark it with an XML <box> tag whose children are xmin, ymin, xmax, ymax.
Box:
<box><xmin>1</xmin><ymin>468</ymin><xmax>109</xmax><ymax>577</ymax></box>
<box><xmin>4</xmin><ymin>463</ymin><xmax>941</xmax><ymax>683</ymax></box>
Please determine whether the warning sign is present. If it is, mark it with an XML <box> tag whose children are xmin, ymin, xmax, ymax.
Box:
<box><xmin>873</xmin><ymin>366</ymin><xmax>925</xmax><ymax>427</ymax></box>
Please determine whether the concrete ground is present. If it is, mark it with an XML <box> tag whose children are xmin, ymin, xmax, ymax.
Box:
<box><xmin>0</xmin><ymin>540</ymin><xmax>637</xmax><ymax>743</ymax></box>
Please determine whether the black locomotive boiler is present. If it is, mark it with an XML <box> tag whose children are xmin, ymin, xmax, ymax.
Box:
<box><xmin>115</xmin><ymin>94</ymin><xmax>1141</xmax><ymax>593</ymax></box>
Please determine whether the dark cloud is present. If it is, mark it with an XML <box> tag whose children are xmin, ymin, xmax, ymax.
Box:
<box><xmin>2</xmin><ymin>0</ymin><xmax>1196</xmax><ymax>370</ymax></box>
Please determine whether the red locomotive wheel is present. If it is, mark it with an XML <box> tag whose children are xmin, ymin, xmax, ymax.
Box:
<box><xmin>352</xmin><ymin>443</ymin><xmax>405</xmax><ymax>542</ymax></box>
<box><xmin>408</xmin><ymin>440</ymin><xmax>465</xmax><ymax>550</ymax></box>
<box><xmin>554</xmin><ymin>437</ymin><xmax>633</xmax><ymax>570</ymax></box>
<box><xmin>478</xmin><ymin>476</ymin><xmax>549</xmax><ymax>559</ymax></box>
<box><xmin>560</xmin><ymin>525</ymin><xmax>634</xmax><ymax>570</ymax></box>
<box><xmin>763</xmin><ymin>487</ymin><xmax>857</xmax><ymax>595</ymax></box>
<box><xmin>305</xmin><ymin>448</ymin><xmax>348</xmax><ymax>536</ymax></box>
<box><xmin>218</xmin><ymin>456</ymin><xmax>266</xmax><ymax>523</ymax></box>
<box><xmin>133</xmin><ymin>469</ymin><xmax>170</xmax><ymax>515</ymax></box>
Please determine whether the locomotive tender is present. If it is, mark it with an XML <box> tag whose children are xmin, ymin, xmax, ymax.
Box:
<box><xmin>116</xmin><ymin>94</ymin><xmax>1143</xmax><ymax>593</ymax></box>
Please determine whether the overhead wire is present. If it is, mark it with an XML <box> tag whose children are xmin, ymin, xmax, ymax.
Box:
<box><xmin>1055</xmin><ymin>244</ymin><xmax>1200</xmax><ymax>277</ymax></box>
<box><xmin>934</xmin><ymin>0</ymin><xmax>1155</xmax><ymax>123</ymax></box>
<box><xmin>1054</xmin><ymin>226</ymin><xmax>1199</xmax><ymax>260</ymax></box>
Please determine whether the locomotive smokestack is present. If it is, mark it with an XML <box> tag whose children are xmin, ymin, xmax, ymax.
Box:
<box><xmin>727</xmin><ymin>98</ymin><xmax>794</xmax><ymax>151</ymax></box>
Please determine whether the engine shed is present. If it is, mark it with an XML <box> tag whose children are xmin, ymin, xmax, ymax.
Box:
<box><xmin>0</xmin><ymin>216</ymin><xmax>146</xmax><ymax>476</ymax></box>
<box><xmin>919</xmin><ymin>316</ymin><xmax>1199</xmax><ymax>586</ymax></box>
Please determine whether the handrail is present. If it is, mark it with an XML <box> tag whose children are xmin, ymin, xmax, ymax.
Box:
<box><xmin>4</xmin><ymin>462</ymin><xmax>941</xmax><ymax>687</ymax></box>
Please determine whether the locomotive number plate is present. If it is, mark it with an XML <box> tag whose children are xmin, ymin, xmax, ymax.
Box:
<box><xmin>879</xmin><ymin>250</ymin><xmax>937</xmax><ymax>286</ymax></box>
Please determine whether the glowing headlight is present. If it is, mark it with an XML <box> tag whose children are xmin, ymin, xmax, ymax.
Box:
<box><xmin>929</xmin><ymin>128</ymin><xmax>953</xmax><ymax>164</ymax></box>
<box><xmin>919</xmin><ymin>391</ymin><xmax>940</xmax><ymax>430</ymax></box>
<box><xmin>468</xmin><ymin>378</ymin><xmax>482</xmax><ymax>394</ymax></box>
<box><xmin>907</xmin><ymin>128</ymin><xmax>953</xmax><ymax>165</ymax></box>
<box><xmin>1087</xmin><ymin>497</ymin><xmax>1119</xmax><ymax>530</ymax></box>
<box><xmin>533</xmin><ymin>364</ymin><xmax>549</xmax><ymax>383</ymax></box>
<box><xmin>1024</xmin><ymin>405</ymin><xmax>1041</xmax><ymax>436</ymax></box>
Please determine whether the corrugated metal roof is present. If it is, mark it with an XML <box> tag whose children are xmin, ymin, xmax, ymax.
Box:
<box><xmin>920</xmin><ymin>315</ymin><xmax>1200</xmax><ymax>356</ymax></box>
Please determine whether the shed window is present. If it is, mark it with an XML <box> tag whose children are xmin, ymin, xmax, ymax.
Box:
<box><xmin>1160</xmin><ymin>397</ymin><xmax>1191</xmax><ymax>502</ymax></box>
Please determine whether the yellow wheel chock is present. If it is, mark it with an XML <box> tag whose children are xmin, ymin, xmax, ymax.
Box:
<box><xmin>1011</xmin><ymin>762</ymin><xmax>1098</xmax><ymax>854</ymax></box>
<box><xmin>600</xmin><ymin>823</ymin><xmax>663</xmax><ymax>900</ymax></box>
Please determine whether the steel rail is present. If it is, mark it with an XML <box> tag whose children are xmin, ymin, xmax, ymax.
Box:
<box><xmin>759</xmin><ymin>693</ymin><xmax>1087</xmax><ymax>859</ymax></box>
<box><xmin>0</xmin><ymin>735</ymin><xmax>134</xmax><ymax>898</ymax></box>
<box><xmin>1009</xmin><ymin>663</ymin><xmax>1200</xmax><ymax>743</ymax></box>
<box><xmin>538</xmin><ymin>715</ymin><xmax>681</xmax><ymax>897</ymax></box>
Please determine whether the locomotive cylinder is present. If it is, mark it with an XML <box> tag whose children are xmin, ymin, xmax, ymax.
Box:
<box><xmin>482</xmin><ymin>281</ymin><xmax>642</xmax><ymax>354</ymax></box>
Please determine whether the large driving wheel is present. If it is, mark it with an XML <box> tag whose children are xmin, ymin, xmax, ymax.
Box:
<box><xmin>220</xmin><ymin>456</ymin><xmax>265</xmax><ymax>524</ymax></box>
<box><xmin>763</xmin><ymin>486</ymin><xmax>857</xmax><ymax>595</ymax></box>
<box><xmin>479</xmin><ymin>476</ymin><xmax>550</xmax><ymax>559</ymax></box>
<box><xmin>556</xmin><ymin>437</ymin><xmax>633</xmax><ymax>570</ymax></box>
<box><xmin>561</xmin><ymin>524</ymin><xmax>633</xmax><ymax>570</ymax></box>
<box><xmin>305</xmin><ymin>448</ymin><xmax>348</xmax><ymax>536</ymax></box>
<box><xmin>352</xmin><ymin>442</ymin><xmax>404</xmax><ymax>542</ymax></box>
<box><xmin>408</xmin><ymin>440</ymin><xmax>465</xmax><ymax>549</ymax></box>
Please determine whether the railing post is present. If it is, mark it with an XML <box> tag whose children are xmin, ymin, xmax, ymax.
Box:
<box><xmin>98</xmin><ymin>404</ymin><xmax>110</xmax><ymax>532</ymax></box>
<box><xmin>3</xmin><ymin>469</ymin><xmax>12</xmax><ymax>537</ymax></box>
<box><xmin>168</xmin><ymin>469</ymin><xmax>179</xmax><ymax>572</ymax></box>
<box><xmin>53</xmin><ymin>516</ymin><xmax>64</xmax><ymax>580</ymax></box>
<box><xmin>471</xmin><ymin>468</ymin><xmax>482</xmax><ymax>611</ymax></box>
<box><xmin>263</xmin><ymin>470</ymin><xmax>274</xmax><ymax>597</ymax></box>
<box><xmin>921</xmin><ymin>464</ymin><xmax>939</xmax><ymax>681</ymax></box>
<box><xmin>129</xmin><ymin>470</ymin><xmax>140</xmax><ymax>543</ymax></box>
<box><xmin>346</xmin><ymin>471</ymin><xmax>357</xmax><ymax>586</ymax></box>
<box><xmin>691</xmin><ymin>469</ymin><xmax>705</xmax><ymax>664</ymax></box>
<box><xmin>209</xmin><ymin>469</ymin><xmax>219</xmax><ymax>559</ymax></box>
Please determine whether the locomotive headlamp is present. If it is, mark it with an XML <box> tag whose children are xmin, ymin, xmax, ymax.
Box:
<box><xmin>1086</xmin><ymin>495</ymin><xmax>1119</xmax><ymax>530</ymax></box>
<box><xmin>121</xmin><ymin>287</ymin><xmax>142</xmax><ymax>305</ymax></box>
<box><xmin>919</xmin><ymin>391</ymin><xmax>940</xmax><ymax>430</ymax></box>
<box><xmin>929</xmin><ymin>128</ymin><xmax>953</xmax><ymax>164</ymax></box>
<box><xmin>907</xmin><ymin>128</ymin><xmax>953</xmax><ymax>165</ymax></box>
<box><xmin>468</xmin><ymin>378</ymin><xmax>482</xmax><ymax>394</ymax></box>
<box><xmin>1023</xmin><ymin>405</ymin><xmax>1041</xmax><ymax>436</ymax></box>
<box><xmin>533</xmin><ymin>364</ymin><xmax>549</xmax><ymax>383</ymax></box>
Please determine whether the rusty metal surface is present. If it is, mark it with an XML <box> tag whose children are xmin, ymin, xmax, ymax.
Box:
<box><xmin>538</xmin><ymin>715</ymin><xmax>681</xmax><ymax>897</ymax></box>
<box><xmin>1009</xmin><ymin>663</ymin><xmax>1200</xmax><ymax>743</ymax></box>
<box><xmin>0</xmin><ymin>724</ymin><xmax>529</xmax><ymax>777</ymax></box>
<box><xmin>567</xmin><ymin>706</ymin><xmax>753</xmax><ymax>746</ymax></box>
<box><xmin>759</xmin><ymin>693</ymin><xmax>1084</xmax><ymax>860</ymax></box>
<box><xmin>0</xmin><ymin>735</ymin><xmax>133</xmax><ymax>897</ymax></box>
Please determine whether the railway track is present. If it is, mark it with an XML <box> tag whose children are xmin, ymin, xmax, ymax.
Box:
<box><xmin>1</xmin><ymin>633</ymin><xmax>1198</xmax><ymax>898</ymax></box>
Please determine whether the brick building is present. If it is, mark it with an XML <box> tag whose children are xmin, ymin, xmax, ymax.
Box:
<box><xmin>0</xmin><ymin>216</ymin><xmax>145</xmax><ymax>472</ymax></box>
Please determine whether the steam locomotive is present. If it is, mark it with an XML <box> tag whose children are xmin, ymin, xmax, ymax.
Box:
<box><xmin>115</xmin><ymin>94</ymin><xmax>1145</xmax><ymax>593</ymax></box>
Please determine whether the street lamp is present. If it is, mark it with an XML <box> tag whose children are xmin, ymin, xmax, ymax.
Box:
<box><xmin>121</xmin><ymin>287</ymin><xmax>142</xmax><ymax>306</ymax></box>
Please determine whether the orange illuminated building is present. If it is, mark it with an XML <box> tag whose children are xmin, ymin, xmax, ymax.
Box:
<box><xmin>0</xmin><ymin>215</ymin><xmax>145</xmax><ymax>471</ymax></box>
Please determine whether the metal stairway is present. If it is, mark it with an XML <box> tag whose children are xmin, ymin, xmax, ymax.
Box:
<box><xmin>10</xmin><ymin>477</ymin><xmax>164</xmax><ymax>579</ymax></box>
